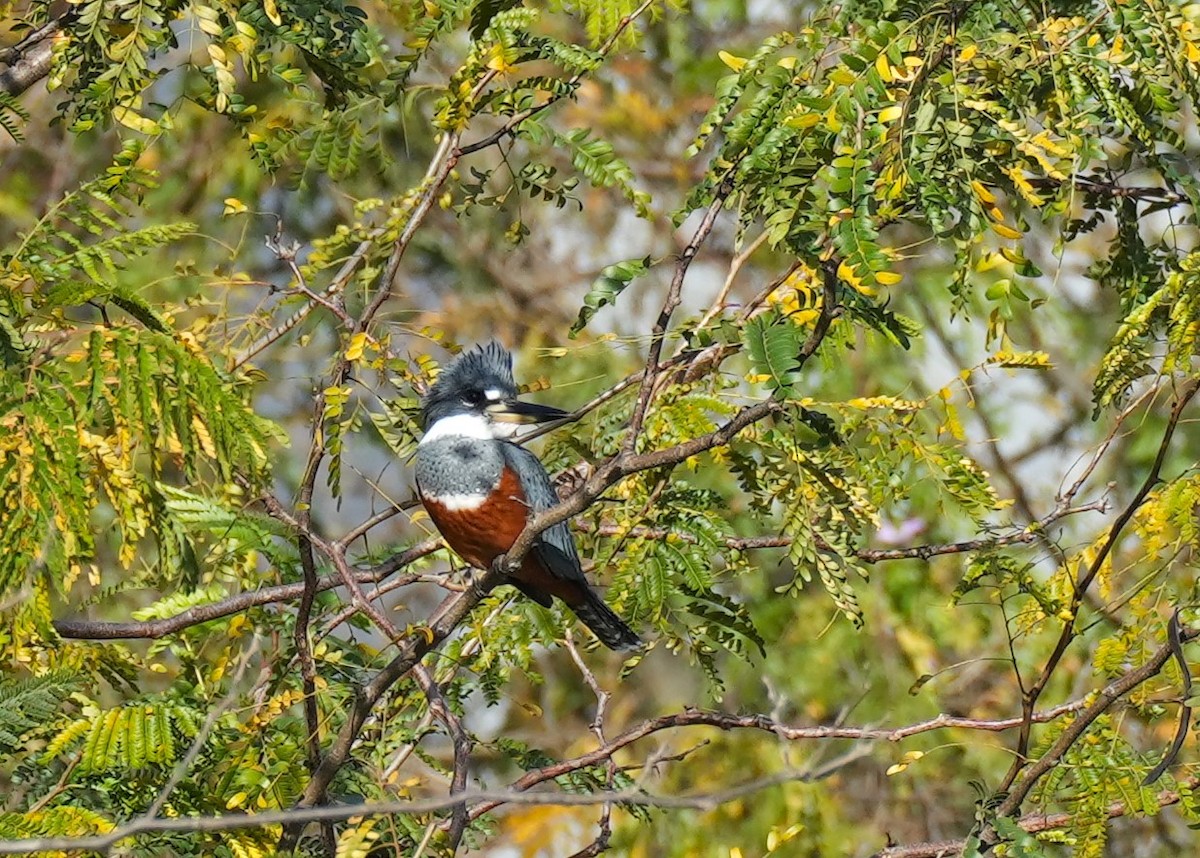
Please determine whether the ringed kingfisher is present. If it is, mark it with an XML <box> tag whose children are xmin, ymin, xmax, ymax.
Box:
<box><xmin>415</xmin><ymin>342</ymin><xmax>641</xmax><ymax>651</ymax></box>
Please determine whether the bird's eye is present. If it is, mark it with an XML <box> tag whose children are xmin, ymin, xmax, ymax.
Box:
<box><xmin>462</xmin><ymin>390</ymin><xmax>484</xmax><ymax>406</ymax></box>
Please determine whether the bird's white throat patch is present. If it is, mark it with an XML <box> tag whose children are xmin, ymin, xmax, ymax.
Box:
<box><xmin>421</xmin><ymin>412</ymin><xmax>494</xmax><ymax>443</ymax></box>
<box><xmin>421</xmin><ymin>411</ymin><xmax>524</xmax><ymax>443</ymax></box>
<box><xmin>430</xmin><ymin>491</ymin><xmax>488</xmax><ymax>511</ymax></box>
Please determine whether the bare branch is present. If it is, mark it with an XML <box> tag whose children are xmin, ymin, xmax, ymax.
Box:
<box><xmin>279</xmin><ymin>574</ymin><xmax>495</xmax><ymax>849</ymax></box>
<box><xmin>466</xmin><ymin>700</ymin><xmax>1086</xmax><ymax>820</ymax></box>
<box><xmin>580</xmin><ymin>499</ymin><xmax>1108</xmax><ymax>564</ymax></box>
<box><xmin>0</xmin><ymin>21</ymin><xmax>58</xmax><ymax>98</ymax></box>
<box><xmin>564</xmin><ymin>632</ymin><xmax>616</xmax><ymax>857</ymax></box>
<box><xmin>624</xmin><ymin>172</ymin><xmax>736</xmax><ymax>451</ymax></box>
<box><xmin>0</xmin><ymin>770</ymin><xmax>834</xmax><ymax>855</ymax></box>
<box><xmin>52</xmin><ymin>542</ymin><xmax>438</xmax><ymax>640</ymax></box>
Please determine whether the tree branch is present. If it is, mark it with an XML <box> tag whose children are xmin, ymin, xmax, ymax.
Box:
<box><xmin>623</xmin><ymin>171</ymin><xmax>736</xmax><ymax>452</ymax></box>
<box><xmin>994</xmin><ymin>628</ymin><xmax>1198</xmax><ymax>821</ymax></box>
<box><xmin>999</xmin><ymin>376</ymin><xmax>1200</xmax><ymax>796</ymax></box>
<box><xmin>0</xmin><ymin>770</ymin><xmax>837</xmax><ymax>855</ymax></box>
<box><xmin>466</xmin><ymin>700</ymin><xmax>1087</xmax><ymax>820</ymax></box>
<box><xmin>0</xmin><ymin>696</ymin><xmax>1109</xmax><ymax>857</ymax></box>
<box><xmin>0</xmin><ymin>21</ymin><xmax>58</xmax><ymax>98</ymax></box>
<box><xmin>580</xmin><ymin>499</ymin><xmax>1108</xmax><ymax>564</ymax></box>
<box><xmin>412</xmin><ymin>664</ymin><xmax>471</xmax><ymax>852</ymax></box>
<box><xmin>875</xmin><ymin>776</ymin><xmax>1198</xmax><ymax>858</ymax></box>
<box><xmin>52</xmin><ymin>541</ymin><xmax>439</xmax><ymax>640</ymax></box>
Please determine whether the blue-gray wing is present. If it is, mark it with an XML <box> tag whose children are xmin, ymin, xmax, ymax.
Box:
<box><xmin>501</xmin><ymin>443</ymin><xmax>586</xmax><ymax>584</ymax></box>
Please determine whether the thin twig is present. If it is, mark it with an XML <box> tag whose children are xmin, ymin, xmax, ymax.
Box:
<box><xmin>0</xmin><ymin>770</ymin><xmax>854</xmax><ymax>855</ymax></box>
<box><xmin>564</xmin><ymin>631</ymin><xmax>615</xmax><ymax>857</ymax></box>
<box><xmin>412</xmin><ymin>665</ymin><xmax>471</xmax><ymax>853</ymax></box>
<box><xmin>999</xmin><ymin>377</ymin><xmax>1200</xmax><ymax>797</ymax></box>
<box><xmin>0</xmin><ymin>19</ymin><xmax>59</xmax><ymax>98</ymax></box>
<box><xmin>143</xmin><ymin>637</ymin><xmax>266</xmax><ymax>820</ymax></box>
<box><xmin>624</xmin><ymin>173</ymin><xmax>736</xmax><ymax>453</ymax></box>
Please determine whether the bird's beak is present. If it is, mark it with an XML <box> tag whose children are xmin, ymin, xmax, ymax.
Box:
<box><xmin>487</xmin><ymin>398</ymin><xmax>571</xmax><ymax>424</ymax></box>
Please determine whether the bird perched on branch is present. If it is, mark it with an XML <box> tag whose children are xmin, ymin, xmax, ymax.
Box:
<box><xmin>415</xmin><ymin>342</ymin><xmax>641</xmax><ymax>651</ymax></box>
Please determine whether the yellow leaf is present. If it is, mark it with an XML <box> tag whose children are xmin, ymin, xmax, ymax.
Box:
<box><xmin>970</xmin><ymin>179</ymin><xmax>996</xmax><ymax>204</ymax></box>
<box><xmin>263</xmin><ymin>0</ymin><xmax>283</xmax><ymax>26</ymax></box>
<box><xmin>975</xmin><ymin>251</ymin><xmax>1003</xmax><ymax>272</ymax></box>
<box><xmin>959</xmin><ymin>43</ymin><xmax>978</xmax><ymax>62</ymax></box>
<box><xmin>777</xmin><ymin>56</ymin><xmax>797</xmax><ymax>70</ymax></box>
<box><xmin>829</xmin><ymin>66</ymin><xmax>856</xmax><ymax>85</ymax></box>
<box><xmin>223</xmin><ymin>197</ymin><xmax>247</xmax><ymax>216</ymax></box>
<box><xmin>1002</xmin><ymin>166</ymin><xmax>1046</xmax><ymax>207</ymax></box>
<box><xmin>878</xmin><ymin>104</ymin><xmax>903</xmax><ymax>123</ymax></box>
<box><xmin>786</xmin><ymin>111</ymin><xmax>822</xmax><ymax>129</ymax></box>
<box><xmin>227</xmin><ymin>792</ymin><xmax>248</xmax><ymax>810</ymax></box>
<box><xmin>718</xmin><ymin>50</ymin><xmax>748</xmax><ymax>71</ymax></box>
<box><xmin>876</xmin><ymin>271</ymin><xmax>903</xmax><ymax>286</ymax></box>
<box><xmin>837</xmin><ymin>258</ymin><xmax>874</xmax><ymax>295</ymax></box>
<box><xmin>345</xmin><ymin>332</ymin><xmax>368</xmax><ymax>361</ymax></box>
<box><xmin>885</xmin><ymin>763</ymin><xmax>908</xmax><ymax>776</ymax></box>
<box><xmin>988</xmin><ymin>349</ymin><xmax>1052</xmax><ymax>369</ymax></box>
<box><xmin>874</xmin><ymin>52</ymin><xmax>893</xmax><ymax>83</ymax></box>
<box><xmin>486</xmin><ymin>51</ymin><xmax>516</xmax><ymax>73</ymax></box>
<box><xmin>113</xmin><ymin>106</ymin><xmax>159</xmax><ymax>134</ymax></box>
<box><xmin>193</xmin><ymin>415</ymin><xmax>217</xmax><ymax>458</ymax></box>
<box><xmin>825</xmin><ymin>105</ymin><xmax>843</xmax><ymax>132</ymax></box>
<box><xmin>991</xmin><ymin>222</ymin><xmax>1023</xmax><ymax>240</ymax></box>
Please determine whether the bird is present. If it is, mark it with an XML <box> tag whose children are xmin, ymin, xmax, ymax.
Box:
<box><xmin>414</xmin><ymin>342</ymin><xmax>641</xmax><ymax>651</ymax></box>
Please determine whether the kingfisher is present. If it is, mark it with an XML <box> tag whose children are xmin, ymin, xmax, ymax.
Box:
<box><xmin>415</xmin><ymin>342</ymin><xmax>641</xmax><ymax>651</ymax></box>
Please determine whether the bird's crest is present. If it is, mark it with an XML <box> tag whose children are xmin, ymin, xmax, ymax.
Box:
<box><xmin>420</xmin><ymin>341</ymin><xmax>516</xmax><ymax>428</ymax></box>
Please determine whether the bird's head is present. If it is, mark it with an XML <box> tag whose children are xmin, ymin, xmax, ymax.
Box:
<box><xmin>419</xmin><ymin>341</ymin><xmax>569</xmax><ymax>441</ymax></box>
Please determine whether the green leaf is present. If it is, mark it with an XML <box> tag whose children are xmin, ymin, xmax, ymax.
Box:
<box><xmin>570</xmin><ymin>256</ymin><xmax>651</xmax><ymax>338</ymax></box>
<box><xmin>0</xmin><ymin>311</ymin><xmax>29</xmax><ymax>367</ymax></box>
<box><xmin>745</xmin><ymin>311</ymin><xmax>801</xmax><ymax>396</ymax></box>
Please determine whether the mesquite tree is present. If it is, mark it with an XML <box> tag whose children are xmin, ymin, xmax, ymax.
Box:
<box><xmin>2</xmin><ymin>1</ymin><xmax>1200</xmax><ymax>856</ymax></box>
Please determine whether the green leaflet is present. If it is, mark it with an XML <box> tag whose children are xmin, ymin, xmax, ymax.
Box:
<box><xmin>558</xmin><ymin>128</ymin><xmax>653</xmax><ymax>217</ymax></box>
<box><xmin>744</xmin><ymin>310</ymin><xmax>802</xmax><ymax>396</ymax></box>
<box><xmin>0</xmin><ymin>672</ymin><xmax>81</xmax><ymax>751</ymax></box>
<box><xmin>570</xmin><ymin>255</ymin><xmax>652</xmax><ymax>337</ymax></box>
<box><xmin>44</xmin><ymin>281</ymin><xmax>172</xmax><ymax>333</ymax></box>
<box><xmin>48</xmin><ymin>698</ymin><xmax>202</xmax><ymax>773</ymax></box>
<box><xmin>0</xmin><ymin>91</ymin><xmax>28</xmax><ymax>142</ymax></box>
<box><xmin>0</xmin><ymin>310</ymin><xmax>29</xmax><ymax>366</ymax></box>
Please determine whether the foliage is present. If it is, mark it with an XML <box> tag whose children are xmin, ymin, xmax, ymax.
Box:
<box><xmin>1</xmin><ymin>0</ymin><xmax>1200</xmax><ymax>856</ymax></box>
<box><xmin>0</xmin><ymin>672</ymin><xmax>79</xmax><ymax>753</ymax></box>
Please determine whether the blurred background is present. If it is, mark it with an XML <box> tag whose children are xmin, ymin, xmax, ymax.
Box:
<box><xmin>4</xmin><ymin>0</ymin><xmax>1200</xmax><ymax>855</ymax></box>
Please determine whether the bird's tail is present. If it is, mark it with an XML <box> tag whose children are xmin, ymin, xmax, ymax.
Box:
<box><xmin>571</xmin><ymin>589</ymin><xmax>641</xmax><ymax>651</ymax></box>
